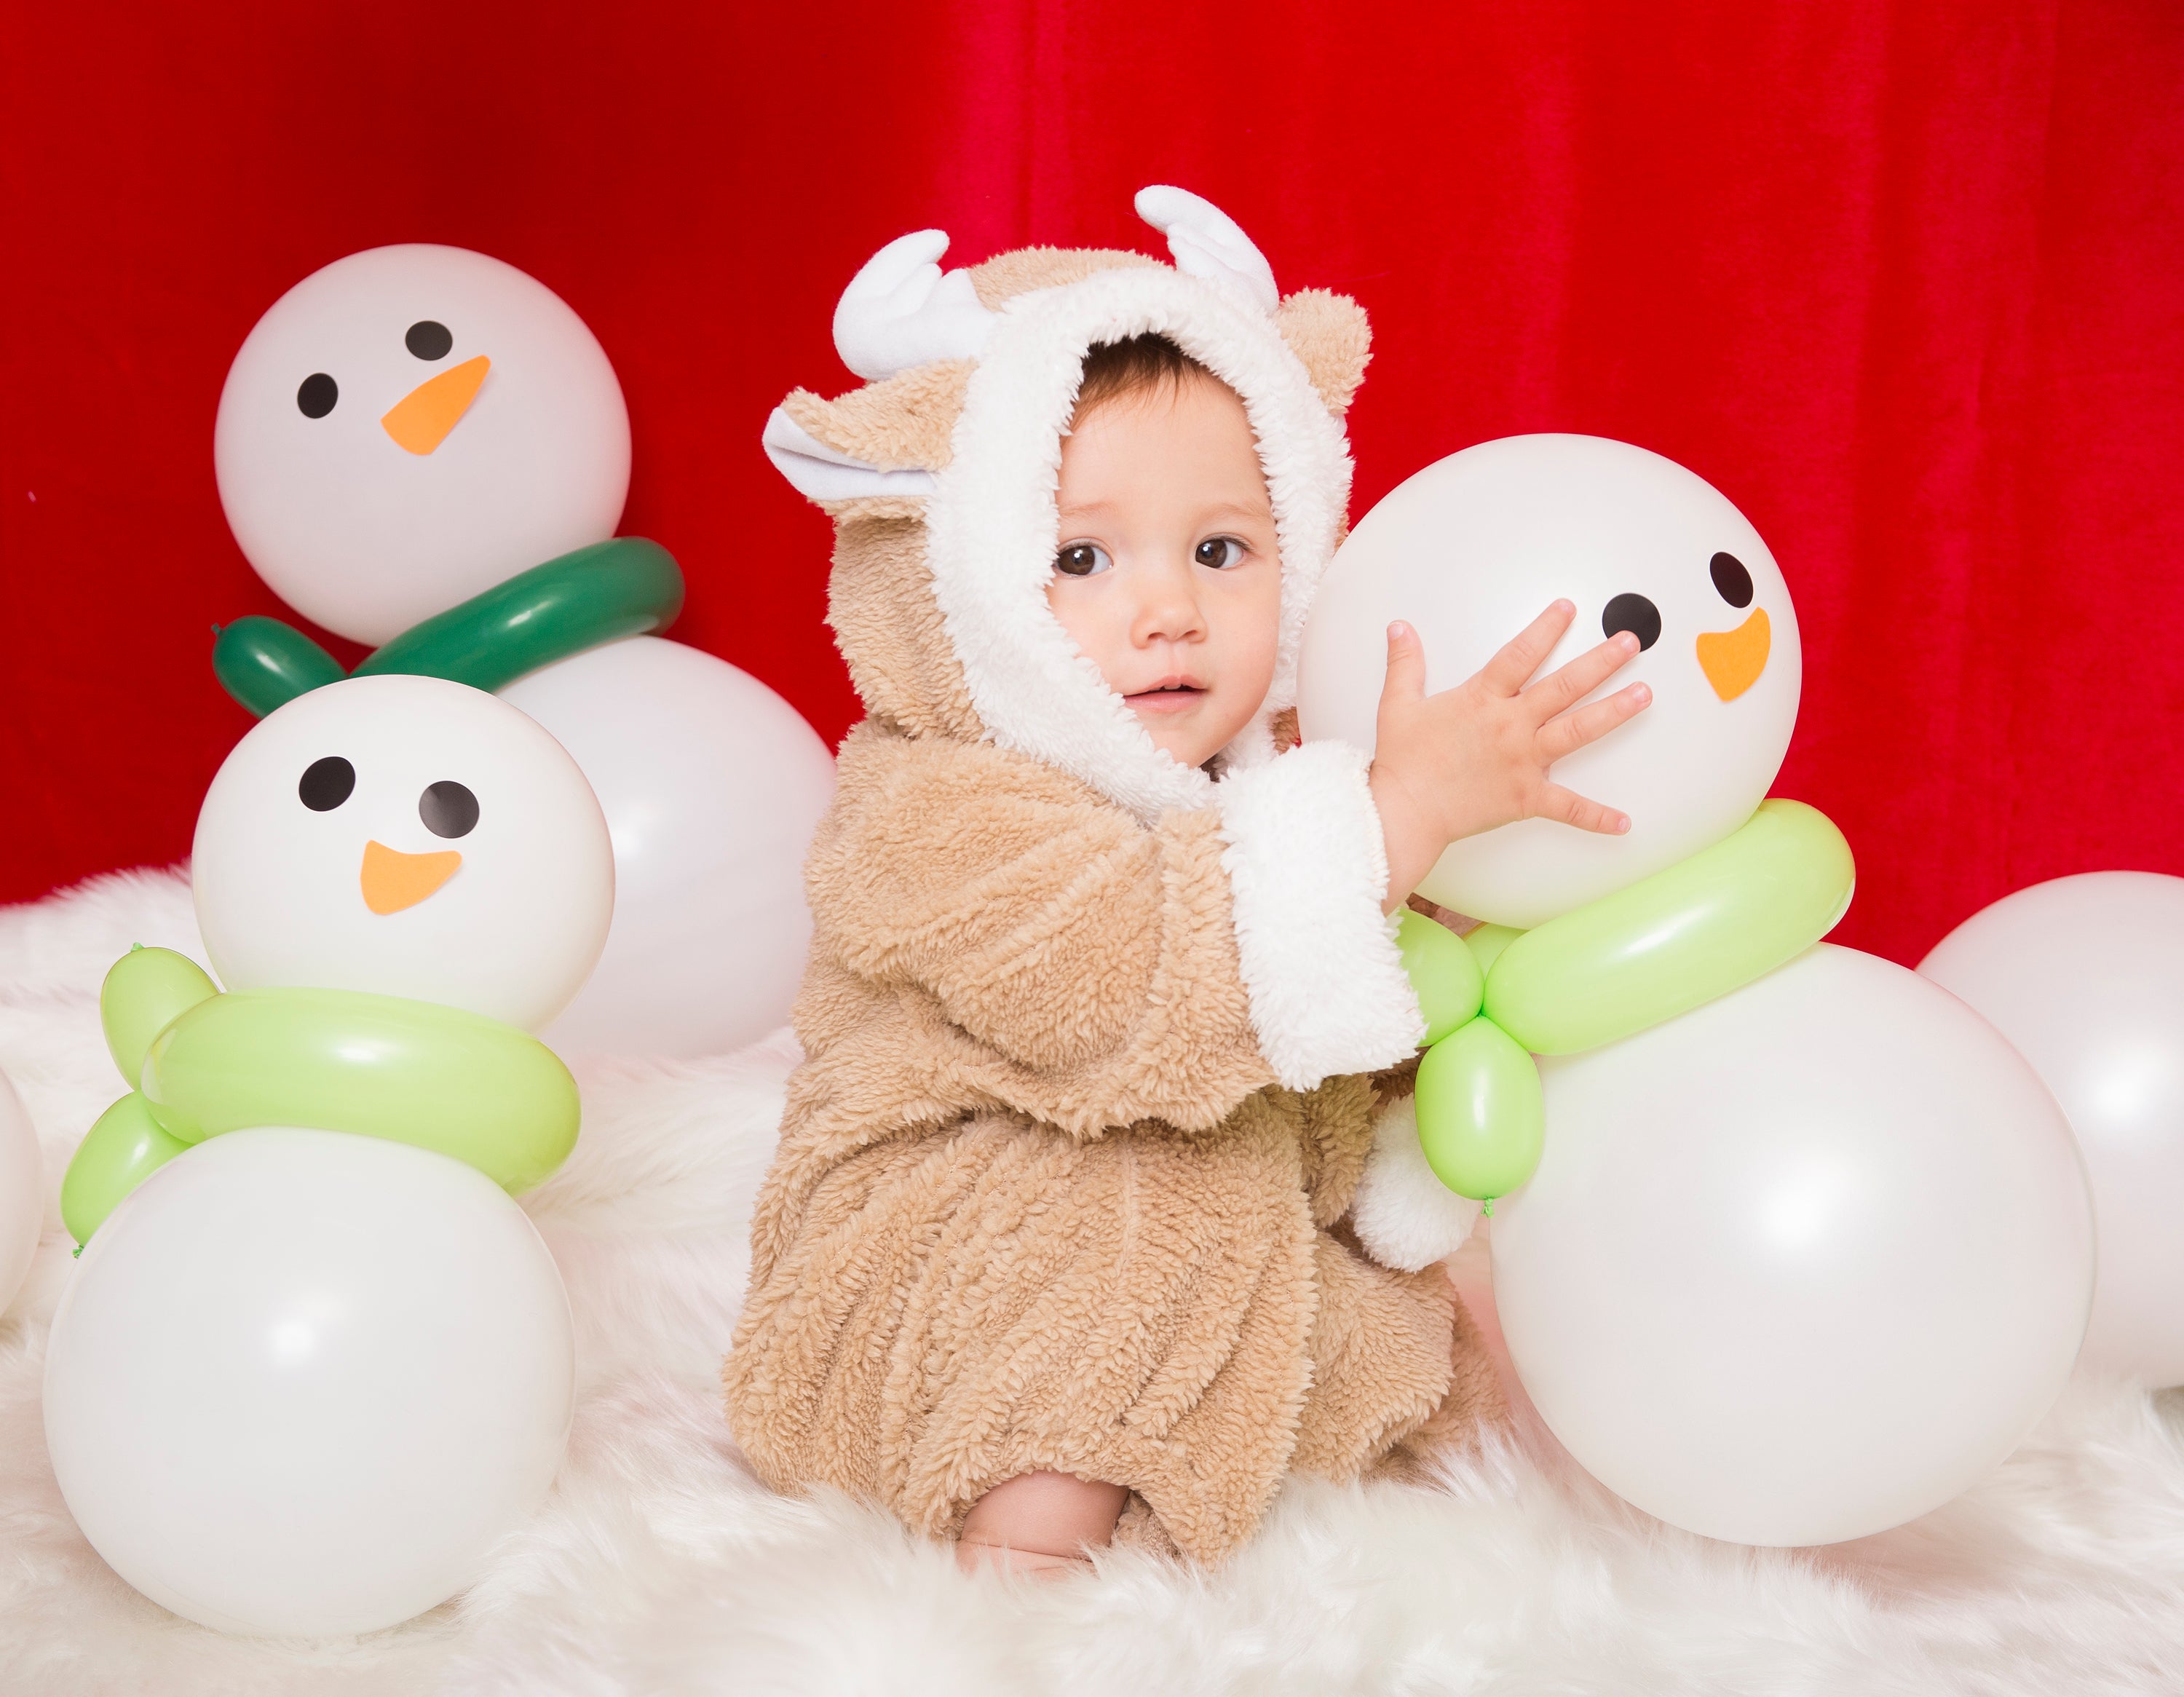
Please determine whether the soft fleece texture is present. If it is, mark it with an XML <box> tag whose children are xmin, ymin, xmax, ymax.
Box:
<box><xmin>730</xmin><ymin>225</ymin><xmax>1494</xmax><ymax>1559</ymax></box>
<box><xmin>724</xmin><ymin>725</ymin><xmax>1496</xmax><ymax>1562</ymax></box>
<box><xmin>8</xmin><ymin>869</ymin><xmax>2184</xmax><ymax>1694</ymax></box>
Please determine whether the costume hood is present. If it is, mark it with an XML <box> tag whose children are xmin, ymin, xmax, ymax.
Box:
<box><xmin>762</xmin><ymin>192</ymin><xmax>1470</xmax><ymax>1270</ymax></box>
<box><xmin>764</xmin><ymin>186</ymin><xmax>1372</xmax><ymax>822</ymax></box>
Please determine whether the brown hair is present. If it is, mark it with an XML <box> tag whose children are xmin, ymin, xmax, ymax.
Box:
<box><xmin>1072</xmin><ymin>332</ymin><xmax>1222</xmax><ymax>421</ymax></box>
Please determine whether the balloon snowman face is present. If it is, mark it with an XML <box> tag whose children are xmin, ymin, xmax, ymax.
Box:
<box><xmin>1298</xmin><ymin>435</ymin><xmax>1802</xmax><ymax>929</ymax></box>
<box><xmin>215</xmin><ymin>245</ymin><xmax>630</xmax><ymax>646</ymax></box>
<box><xmin>193</xmin><ymin>675</ymin><xmax>614</xmax><ymax>1031</ymax></box>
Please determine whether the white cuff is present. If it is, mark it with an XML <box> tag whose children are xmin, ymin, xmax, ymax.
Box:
<box><xmin>1351</xmin><ymin>1095</ymin><xmax>1481</xmax><ymax>1271</ymax></box>
<box><xmin>1216</xmin><ymin>740</ymin><xmax>1424</xmax><ymax>1090</ymax></box>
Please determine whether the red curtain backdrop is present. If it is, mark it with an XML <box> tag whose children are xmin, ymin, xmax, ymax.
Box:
<box><xmin>4</xmin><ymin>1</ymin><xmax>2180</xmax><ymax>965</ymax></box>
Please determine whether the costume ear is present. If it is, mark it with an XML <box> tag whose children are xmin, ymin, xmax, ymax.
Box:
<box><xmin>1273</xmin><ymin>290</ymin><xmax>1372</xmax><ymax>418</ymax></box>
<box><xmin>763</xmin><ymin>407</ymin><xmax>937</xmax><ymax>502</ymax></box>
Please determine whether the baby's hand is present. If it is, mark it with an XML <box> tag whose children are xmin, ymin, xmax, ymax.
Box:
<box><xmin>1366</xmin><ymin>601</ymin><xmax>1650</xmax><ymax>912</ymax></box>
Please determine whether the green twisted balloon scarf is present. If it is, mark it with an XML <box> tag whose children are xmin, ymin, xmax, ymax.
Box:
<box><xmin>63</xmin><ymin>947</ymin><xmax>579</xmax><ymax>1246</ymax></box>
<box><xmin>212</xmin><ymin>536</ymin><xmax>684</xmax><ymax>717</ymax></box>
<box><xmin>1400</xmin><ymin>799</ymin><xmax>1854</xmax><ymax>1207</ymax></box>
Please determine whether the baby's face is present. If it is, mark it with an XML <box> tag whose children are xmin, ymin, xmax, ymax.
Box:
<box><xmin>1048</xmin><ymin>373</ymin><xmax>1283</xmax><ymax>770</ymax></box>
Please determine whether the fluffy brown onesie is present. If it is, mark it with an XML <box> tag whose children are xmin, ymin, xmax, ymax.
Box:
<box><xmin>726</xmin><ymin>190</ymin><xmax>1501</xmax><ymax>1564</ymax></box>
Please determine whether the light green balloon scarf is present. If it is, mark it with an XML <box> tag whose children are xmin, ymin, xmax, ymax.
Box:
<box><xmin>63</xmin><ymin>948</ymin><xmax>579</xmax><ymax>1246</ymax></box>
<box><xmin>1399</xmin><ymin>799</ymin><xmax>1854</xmax><ymax>1208</ymax></box>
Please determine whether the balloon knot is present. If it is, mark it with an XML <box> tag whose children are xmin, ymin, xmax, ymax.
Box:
<box><xmin>1481</xmin><ymin>1197</ymin><xmax>1495</xmax><ymax>1217</ymax></box>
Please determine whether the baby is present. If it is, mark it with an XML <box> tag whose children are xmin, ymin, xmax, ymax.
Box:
<box><xmin>729</xmin><ymin>191</ymin><xmax>1645</xmax><ymax>1575</ymax></box>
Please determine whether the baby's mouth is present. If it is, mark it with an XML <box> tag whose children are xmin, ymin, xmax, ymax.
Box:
<box><xmin>1124</xmin><ymin>679</ymin><xmax>1206</xmax><ymax>716</ymax></box>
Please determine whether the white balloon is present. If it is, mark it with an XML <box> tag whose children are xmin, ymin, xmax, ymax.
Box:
<box><xmin>215</xmin><ymin>245</ymin><xmax>630</xmax><ymax>646</ymax></box>
<box><xmin>1920</xmin><ymin>871</ymin><xmax>2184</xmax><ymax>1386</ymax></box>
<box><xmin>0</xmin><ymin>1068</ymin><xmax>41</xmax><ymax>1318</ymax></box>
<box><xmin>193</xmin><ymin>674</ymin><xmax>614</xmax><ymax>1032</ymax></box>
<box><xmin>502</xmin><ymin>636</ymin><xmax>834</xmax><ymax>1059</ymax></box>
<box><xmin>213</xmin><ymin>250</ymin><xmax>828</xmax><ymax>1057</ymax></box>
<box><xmin>44</xmin><ymin>1129</ymin><xmax>573</xmax><ymax>1637</ymax></box>
<box><xmin>1298</xmin><ymin>435</ymin><xmax>1802</xmax><ymax>927</ymax></box>
<box><xmin>1492</xmin><ymin>945</ymin><xmax>2093</xmax><ymax>1546</ymax></box>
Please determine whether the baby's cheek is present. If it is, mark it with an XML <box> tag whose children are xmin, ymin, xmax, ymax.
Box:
<box><xmin>1202</xmin><ymin>618</ymin><xmax>1281</xmax><ymax>753</ymax></box>
<box><xmin>1223</xmin><ymin>567</ymin><xmax>1286</xmax><ymax>702</ymax></box>
<box><xmin>1046</xmin><ymin>578</ymin><xmax>1125</xmax><ymax>687</ymax></box>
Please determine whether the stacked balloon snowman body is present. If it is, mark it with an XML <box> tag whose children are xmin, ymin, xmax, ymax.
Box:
<box><xmin>46</xmin><ymin>674</ymin><xmax>610</xmax><ymax>1636</ymax></box>
<box><xmin>1303</xmin><ymin>435</ymin><xmax>2095</xmax><ymax>1546</ymax></box>
<box><xmin>210</xmin><ymin>244</ymin><xmax>835</xmax><ymax>1058</ymax></box>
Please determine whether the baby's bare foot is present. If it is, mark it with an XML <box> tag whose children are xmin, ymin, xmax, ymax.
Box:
<box><xmin>954</xmin><ymin>1535</ymin><xmax>1093</xmax><ymax>1578</ymax></box>
<box><xmin>954</xmin><ymin>1471</ymin><xmax>1127</xmax><ymax>1579</ymax></box>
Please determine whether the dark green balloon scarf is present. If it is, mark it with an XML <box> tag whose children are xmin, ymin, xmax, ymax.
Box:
<box><xmin>213</xmin><ymin>537</ymin><xmax>684</xmax><ymax>716</ymax></box>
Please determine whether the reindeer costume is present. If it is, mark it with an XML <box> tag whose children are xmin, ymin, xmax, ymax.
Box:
<box><xmin>725</xmin><ymin>189</ymin><xmax>1499</xmax><ymax>1565</ymax></box>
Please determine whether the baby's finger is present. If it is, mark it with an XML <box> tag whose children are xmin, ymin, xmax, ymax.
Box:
<box><xmin>1538</xmin><ymin>681</ymin><xmax>1653</xmax><ymax>761</ymax></box>
<box><xmin>1378</xmin><ymin>620</ymin><xmax>1429</xmax><ymax>708</ymax></box>
<box><xmin>1524</xmin><ymin>632</ymin><xmax>1641</xmax><ymax>722</ymax></box>
<box><xmin>1476</xmin><ymin>601</ymin><xmax>1576</xmax><ymax>695</ymax></box>
<box><xmin>1535</xmin><ymin>783</ymin><xmax>1632</xmax><ymax>836</ymax></box>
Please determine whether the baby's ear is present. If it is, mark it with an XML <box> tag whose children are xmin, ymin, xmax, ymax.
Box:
<box><xmin>1275</xmin><ymin>290</ymin><xmax>1372</xmax><ymax>418</ymax></box>
<box><xmin>762</xmin><ymin>360</ymin><xmax>976</xmax><ymax>504</ymax></box>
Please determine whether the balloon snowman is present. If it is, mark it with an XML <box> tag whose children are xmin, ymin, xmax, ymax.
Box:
<box><xmin>210</xmin><ymin>245</ymin><xmax>835</xmax><ymax>1058</ymax></box>
<box><xmin>1303</xmin><ymin>435</ymin><xmax>2095</xmax><ymax>1546</ymax></box>
<box><xmin>1305</xmin><ymin>435</ymin><xmax>1853</xmax><ymax>1202</ymax></box>
<box><xmin>47</xmin><ymin>674</ymin><xmax>606</xmax><ymax>1637</ymax></box>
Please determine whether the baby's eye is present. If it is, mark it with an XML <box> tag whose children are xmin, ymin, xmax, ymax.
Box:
<box><xmin>1054</xmin><ymin>542</ymin><xmax>1112</xmax><ymax>577</ymax></box>
<box><xmin>1195</xmin><ymin>536</ymin><xmax>1247</xmax><ymax>569</ymax></box>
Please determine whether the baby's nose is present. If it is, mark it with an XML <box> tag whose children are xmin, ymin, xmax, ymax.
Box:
<box><xmin>1134</xmin><ymin>574</ymin><xmax>1208</xmax><ymax>644</ymax></box>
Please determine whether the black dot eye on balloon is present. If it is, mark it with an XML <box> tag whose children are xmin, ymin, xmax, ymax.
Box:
<box><xmin>419</xmin><ymin>780</ymin><xmax>479</xmax><ymax>839</ymax></box>
<box><xmin>1710</xmin><ymin>551</ymin><xmax>1754</xmax><ymax>609</ymax></box>
<box><xmin>296</xmin><ymin>373</ymin><xmax>338</xmax><ymax>419</ymax></box>
<box><xmin>1601</xmin><ymin>593</ymin><xmax>1663</xmax><ymax>652</ymax></box>
<box><xmin>405</xmin><ymin>320</ymin><xmax>453</xmax><ymax>360</ymax></box>
<box><xmin>298</xmin><ymin>756</ymin><xmax>355</xmax><ymax>810</ymax></box>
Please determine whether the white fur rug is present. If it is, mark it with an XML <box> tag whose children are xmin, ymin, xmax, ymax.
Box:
<box><xmin>5</xmin><ymin>871</ymin><xmax>2184</xmax><ymax>1694</ymax></box>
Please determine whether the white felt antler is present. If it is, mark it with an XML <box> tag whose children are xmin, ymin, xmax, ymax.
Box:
<box><xmin>1133</xmin><ymin>186</ymin><xmax>1280</xmax><ymax>314</ymax></box>
<box><xmin>831</xmin><ymin>229</ymin><xmax>998</xmax><ymax>381</ymax></box>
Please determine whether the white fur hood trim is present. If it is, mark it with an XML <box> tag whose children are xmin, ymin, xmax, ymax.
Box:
<box><xmin>923</xmin><ymin>265</ymin><xmax>1353</xmax><ymax>823</ymax></box>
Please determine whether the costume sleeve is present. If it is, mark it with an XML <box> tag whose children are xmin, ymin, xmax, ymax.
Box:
<box><xmin>808</xmin><ymin>730</ymin><xmax>1421</xmax><ymax>1133</ymax></box>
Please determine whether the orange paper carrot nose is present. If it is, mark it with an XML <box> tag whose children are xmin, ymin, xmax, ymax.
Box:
<box><xmin>360</xmin><ymin>839</ymin><xmax>462</xmax><ymax>914</ymax></box>
<box><xmin>381</xmin><ymin>355</ymin><xmax>490</xmax><ymax>455</ymax></box>
<box><xmin>1696</xmin><ymin>608</ymin><xmax>1771</xmax><ymax>702</ymax></box>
